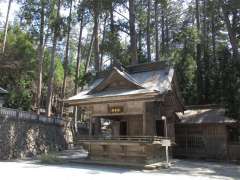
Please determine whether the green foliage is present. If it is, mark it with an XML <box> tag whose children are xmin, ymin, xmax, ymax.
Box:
<box><xmin>5</xmin><ymin>80</ymin><xmax>32</xmax><ymax>111</ymax></box>
<box><xmin>43</xmin><ymin>49</ymin><xmax>64</xmax><ymax>87</ymax></box>
<box><xmin>1</xmin><ymin>0</ymin><xmax>239</xmax><ymax>120</ymax></box>
<box><xmin>173</xmin><ymin>27</ymin><xmax>198</xmax><ymax>105</ymax></box>
<box><xmin>55</xmin><ymin>58</ymin><xmax>65</xmax><ymax>85</ymax></box>
<box><xmin>0</xmin><ymin>26</ymin><xmax>35</xmax><ymax>65</ymax></box>
<box><xmin>75</xmin><ymin>63</ymin><xmax>89</xmax><ymax>88</ymax></box>
<box><xmin>40</xmin><ymin>153</ymin><xmax>63</xmax><ymax>164</ymax></box>
<box><xmin>216</xmin><ymin>48</ymin><xmax>240</xmax><ymax>119</ymax></box>
<box><xmin>0</xmin><ymin>26</ymin><xmax>35</xmax><ymax>110</ymax></box>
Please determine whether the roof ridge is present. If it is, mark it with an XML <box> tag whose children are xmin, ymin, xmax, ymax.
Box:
<box><xmin>114</xmin><ymin>67</ymin><xmax>145</xmax><ymax>88</ymax></box>
<box><xmin>87</xmin><ymin>67</ymin><xmax>146</xmax><ymax>95</ymax></box>
<box><xmin>95</xmin><ymin>61</ymin><xmax>171</xmax><ymax>79</ymax></box>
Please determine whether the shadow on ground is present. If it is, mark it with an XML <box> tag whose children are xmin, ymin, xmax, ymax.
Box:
<box><xmin>150</xmin><ymin>159</ymin><xmax>240</xmax><ymax>179</ymax></box>
<box><xmin>20</xmin><ymin>158</ymin><xmax>240</xmax><ymax>179</ymax></box>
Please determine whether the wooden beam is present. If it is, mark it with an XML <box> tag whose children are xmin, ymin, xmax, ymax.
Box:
<box><xmin>67</xmin><ymin>93</ymin><xmax>163</xmax><ymax>106</ymax></box>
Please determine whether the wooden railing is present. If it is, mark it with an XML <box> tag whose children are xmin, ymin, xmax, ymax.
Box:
<box><xmin>0</xmin><ymin>107</ymin><xmax>63</xmax><ymax>126</ymax></box>
<box><xmin>76</xmin><ymin>136</ymin><xmax>170</xmax><ymax>144</ymax></box>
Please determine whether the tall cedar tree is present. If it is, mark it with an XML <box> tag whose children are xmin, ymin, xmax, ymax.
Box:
<box><xmin>46</xmin><ymin>0</ymin><xmax>61</xmax><ymax>117</ymax></box>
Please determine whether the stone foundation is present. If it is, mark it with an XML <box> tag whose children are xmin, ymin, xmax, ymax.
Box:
<box><xmin>88</xmin><ymin>144</ymin><xmax>167</xmax><ymax>164</ymax></box>
<box><xmin>0</xmin><ymin>115</ymin><xmax>73</xmax><ymax>160</ymax></box>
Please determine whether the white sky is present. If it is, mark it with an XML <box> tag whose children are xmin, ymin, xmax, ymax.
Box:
<box><xmin>0</xmin><ymin>0</ymin><xmax>19</xmax><ymax>28</ymax></box>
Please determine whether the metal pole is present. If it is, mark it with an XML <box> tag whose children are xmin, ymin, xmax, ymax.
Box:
<box><xmin>165</xmin><ymin>119</ymin><xmax>168</xmax><ymax>137</ymax></box>
<box><xmin>166</xmin><ymin>146</ymin><xmax>169</xmax><ymax>164</ymax></box>
<box><xmin>162</xmin><ymin>116</ymin><xmax>169</xmax><ymax>166</ymax></box>
<box><xmin>162</xmin><ymin>116</ymin><xmax>168</xmax><ymax>137</ymax></box>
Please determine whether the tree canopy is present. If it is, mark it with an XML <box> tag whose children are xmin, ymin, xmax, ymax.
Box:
<box><xmin>0</xmin><ymin>0</ymin><xmax>239</xmax><ymax>119</ymax></box>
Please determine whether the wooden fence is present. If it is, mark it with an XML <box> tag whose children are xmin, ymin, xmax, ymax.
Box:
<box><xmin>174</xmin><ymin>135</ymin><xmax>207</xmax><ymax>157</ymax></box>
<box><xmin>0</xmin><ymin>107</ymin><xmax>63</xmax><ymax>126</ymax></box>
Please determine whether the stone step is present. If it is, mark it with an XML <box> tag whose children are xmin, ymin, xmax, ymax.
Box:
<box><xmin>54</xmin><ymin>148</ymin><xmax>88</xmax><ymax>160</ymax></box>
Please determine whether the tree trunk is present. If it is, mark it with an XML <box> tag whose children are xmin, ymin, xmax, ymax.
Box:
<box><xmin>43</xmin><ymin>27</ymin><xmax>50</xmax><ymax>48</ymax></box>
<box><xmin>36</xmin><ymin>1</ymin><xmax>45</xmax><ymax>115</ymax></box>
<box><xmin>165</xmin><ymin>15</ymin><xmax>169</xmax><ymax>55</ymax></box>
<box><xmin>161</xmin><ymin>5</ymin><xmax>165</xmax><ymax>56</ymax></box>
<box><xmin>46</xmin><ymin>0</ymin><xmax>61</xmax><ymax>117</ymax></box>
<box><xmin>110</xmin><ymin>2</ymin><xmax>116</xmax><ymax>65</ymax></box>
<box><xmin>110</xmin><ymin>2</ymin><xmax>115</xmax><ymax>35</ymax></box>
<box><xmin>211</xmin><ymin>1</ymin><xmax>218</xmax><ymax>102</ymax></box>
<box><xmin>93</xmin><ymin>4</ymin><xmax>100</xmax><ymax>72</ymax></box>
<box><xmin>154</xmin><ymin>0</ymin><xmax>159</xmax><ymax>61</ymax></box>
<box><xmin>221</xmin><ymin>2</ymin><xmax>239</xmax><ymax>59</ymax></box>
<box><xmin>2</xmin><ymin>0</ymin><xmax>12</xmax><ymax>53</ymax></box>
<box><xmin>100</xmin><ymin>14</ymin><xmax>108</xmax><ymax>68</ymax></box>
<box><xmin>84</xmin><ymin>33</ymin><xmax>94</xmax><ymax>74</ymax></box>
<box><xmin>73</xmin><ymin>9</ymin><xmax>84</xmax><ymax>133</ymax></box>
<box><xmin>138</xmin><ymin>23</ymin><xmax>142</xmax><ymax>61</ymax></box>
<box><xmin>211</xmin><ymin>8</ymin><xmax>216</xmax><ymax>63</ymax></box>
<box><xmin>129</xmin><ymin>0</ymin><xmax>138</xmax><ymax>65</ymax></box>
<box><xmin>195</xmin><ymin>0</ymin><xmax>203</xmax><ymax>104</ymax></box>
<box><xmin>202</xmin><ymin>0</ymin><xmax>209</xmax><ymax>103</ymax></box>
<box><xmin>75</xmin><ymin>11</ymin><xmax>84</xmax><ymax>95</ymax></box>
<box><xmin>60</xmin><ymin>0</ymin><xmax>73</xmax><ymax>116</ymax></box>
<box><xmin>146</xmin><ymin>0</ymin><xmax>151</xmax><ymax>62</ymax></box>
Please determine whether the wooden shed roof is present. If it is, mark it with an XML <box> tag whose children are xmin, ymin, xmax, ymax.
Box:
<box><xmin>66</xmin><ymin>61</ymin><xmax>175</xmax><ymax>104</ymax></box>
<box><xmin>176</xmin><ymin>108</ymin><xmax>237</xmax><ymax>124</ymax></box>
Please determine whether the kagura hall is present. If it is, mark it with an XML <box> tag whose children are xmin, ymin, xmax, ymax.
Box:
<box><xmin>66</xmin><ymin>61</ymin><xmax>183</xmax><ymax>166</ymax></box>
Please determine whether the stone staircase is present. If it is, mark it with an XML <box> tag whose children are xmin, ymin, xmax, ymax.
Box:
<box><xmin>54</xmin><ymin>146</ymin><xmax>88</xmax><ymax>161</ymax></box>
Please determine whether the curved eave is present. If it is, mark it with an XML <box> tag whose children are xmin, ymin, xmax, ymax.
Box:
<box><xmin>66</xmin><ymin>91</ymin><xmax>163</xmax><ymax>106</ymax></box>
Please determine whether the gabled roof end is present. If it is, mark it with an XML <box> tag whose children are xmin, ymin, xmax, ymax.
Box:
<box><xmin>0</xmin><ymin>87</ymin><xmax>8</xmax><ymax>94</ymax></box>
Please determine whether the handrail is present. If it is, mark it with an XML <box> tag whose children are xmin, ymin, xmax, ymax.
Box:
<box><xmin>0</xmin><ymin>107</ymin><xmax>63</xmax><ymax>126</ymax></box>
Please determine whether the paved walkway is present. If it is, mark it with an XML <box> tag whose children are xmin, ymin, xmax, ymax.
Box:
<box><xmin>0</xmin><ymin>159</ymin><xmax>239</xmax><ymax>180</ymax></box>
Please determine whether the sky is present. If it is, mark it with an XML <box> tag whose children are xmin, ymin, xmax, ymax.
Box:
<box><xmin>0</xmin><ymin>0</ymin><xmax>19</xmax><ymax>28</ymax></box>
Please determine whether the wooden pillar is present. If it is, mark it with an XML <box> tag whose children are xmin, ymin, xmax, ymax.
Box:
<box><xmin>94</xmin><ymin>117</ymin><xmax>101</xmax><ymax>135</ymax></box>
<box><xmin>144</xmin><ymin>101</ymin><xmax>157</xmax><ymax>136</ymax></box>
<box><xmin>89</xmin><ymin>118</ymin><xmax>92</xmax><ymax>136</ymax></box>
<box><xmin>112</xmin><ymin>120</ymin><xmax>120</xmax><ymax>136</ymax></box>
<box><xmin>143</xmin><ymin>102</ymin><xmax>147</xmax><ymax>135</ymax></box>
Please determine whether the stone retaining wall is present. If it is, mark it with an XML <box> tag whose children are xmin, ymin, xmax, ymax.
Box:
<box><xmin>0</xmin><ymin>115</ymin><xmax>73</xmax><ymax>160</ymax></box>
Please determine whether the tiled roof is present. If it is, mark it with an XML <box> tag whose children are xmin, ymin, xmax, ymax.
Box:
<box><xmin>67</xmin><ymin>62</ymin><xmax>174</xmax><ymax>102</ymax></box>
<box><xmin>176</xmin><ymin>108</ymin><xmax>237</xmax><ymax>124</ymax></box>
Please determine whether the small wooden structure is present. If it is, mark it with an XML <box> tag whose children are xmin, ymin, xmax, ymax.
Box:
<box><xmin>66</xmin><ymin>62</ymin><xmax>183</xmax><ymax>166</ymax></box>
<box><xmin>174</xmin><ymin>106</ymin><xmax>240</xmax><ymax>160</ymax></box>
<box><xmin>0</xmin><ymin>87</ymin><xmax>8</xmax><ymax>107</ymax></box>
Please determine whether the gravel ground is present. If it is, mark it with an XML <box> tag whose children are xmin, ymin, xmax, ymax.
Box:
<box><xmin>0</xmin><ymin>159</ymin><xmax>239</xmax><ymax>180</ymax></box>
